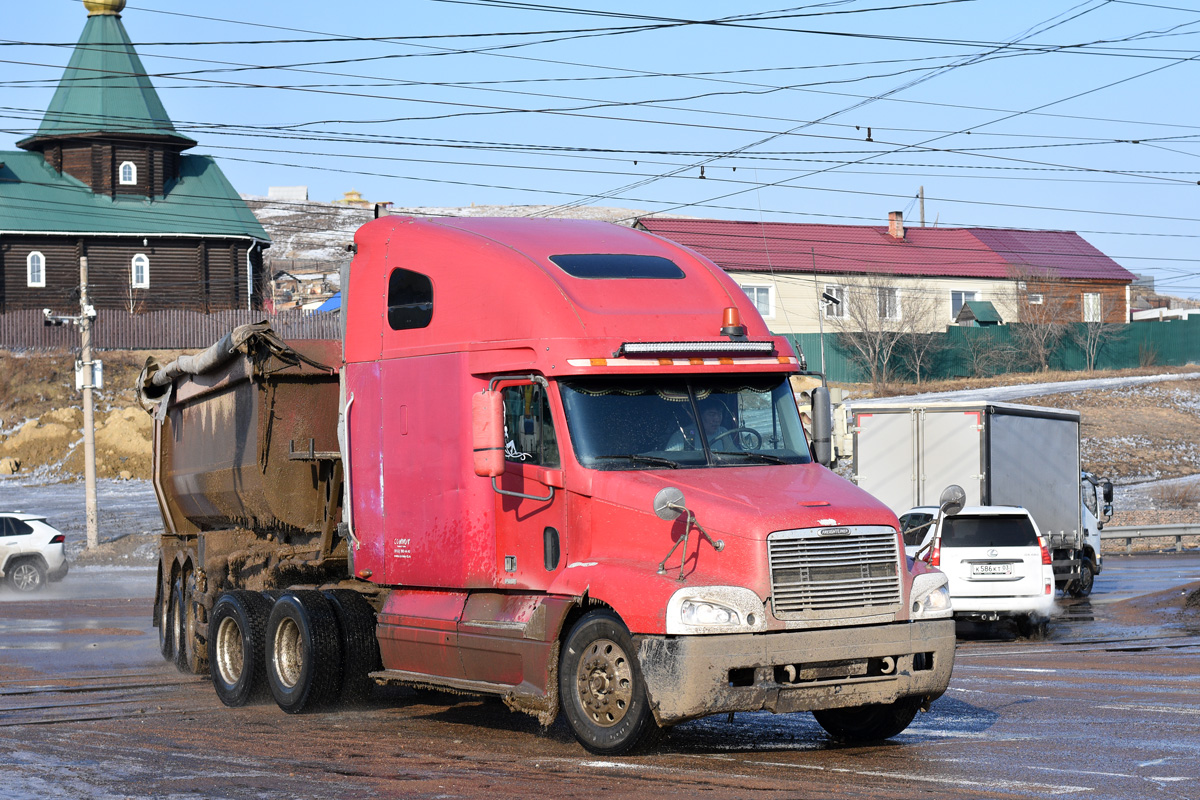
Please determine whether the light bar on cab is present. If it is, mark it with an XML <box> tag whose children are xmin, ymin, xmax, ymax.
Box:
<box><xmin>618</xmin><ymin>340</ymin><xmax>776</xmax><ymax>357</ymax></box>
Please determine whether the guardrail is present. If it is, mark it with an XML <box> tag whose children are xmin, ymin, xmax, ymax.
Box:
<box><xmin>1101</xmin><ymin>523</ymin><xmax>1200</xmax><ymax>554</ymax></box>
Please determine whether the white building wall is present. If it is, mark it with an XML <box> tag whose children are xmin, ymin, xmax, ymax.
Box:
<box><xmin>727</xmin><ymin>271</ymin><xmax>1019</xmax><ymax>334</ymax></box>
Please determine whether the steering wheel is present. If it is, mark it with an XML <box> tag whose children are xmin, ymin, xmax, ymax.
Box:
<box><xmin>709</xmin><ymin>426</ymin><xmax>763</xmax><ymax>450</ymax></box>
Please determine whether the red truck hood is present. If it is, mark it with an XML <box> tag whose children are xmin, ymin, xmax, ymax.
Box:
<box><xmin>588</xmin><ymin>463</ymin><xmax>898</xmax><ymax>541</ymax></box>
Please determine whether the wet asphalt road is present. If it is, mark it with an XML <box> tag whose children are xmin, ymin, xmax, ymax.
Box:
<box><xmin>1</xmin><ymin>554</ymin><xmax>1198</xmax><ymax>800</ymax></box>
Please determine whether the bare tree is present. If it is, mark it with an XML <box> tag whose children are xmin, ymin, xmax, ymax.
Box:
<box><xmin>1071</xmin><ymin>320</ymin><xmax>1126</xmax><ymax>372</ymax></box>
<box><xmin>996</xmin><ymin>267</ymin><xmax>1074</xmax><ymax>372</ymax></box>
<box><xmin>829</xmin><ymin>276</ymin><xmax>909</xmax><ymax>393</ymax></box>
<box><xmin>893</xmin><ymin>284</ymin><xmax>947</xmax><ymax>385</ymax></box>
<box><xmin>957</xmin><ymin>326</ymin><xmax>1017</xmax><ymax>378</ymax></box>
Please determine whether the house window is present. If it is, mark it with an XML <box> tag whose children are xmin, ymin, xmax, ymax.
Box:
<box><xmin>1083</xmin><ymin>292</ymin><xmax>1102</xmax><ymax>323</ymax></box>
<box><xmin>951</xmin><ymin>289</ymin><xmax>979</xmax><ymax>319</ymax></box>
<box><xmin>119</xmin><ymin>161</ymin><xmax>137</xmax><ymax>186</ymax></box>
<box><xmin>1028</xmin><ymin>293</ymin><xmax>1044</xmax><ymax>305</ymax></box>
<box><xmin>131</xmin><ymin>253</ymin><xmax>149</xmax><ymax>288</ymax></box>
<box><xmin>823</xmin><ymin>284</ymin><xmax>845</xmax><ymax>318</ymax></box>
<box><xmin>877</xmin><ymin>287</ymin><xmax>901</xmax><ymax>321</ymax></box>
<box><xmin>740</xmin><ymin>284</ymin><xmax>773</xmax><ymax>318</ymax></box>
<box><xmin>27</xmin><ymin>251</ymin><xmax>46</xmax><ymax>287</ymax></box>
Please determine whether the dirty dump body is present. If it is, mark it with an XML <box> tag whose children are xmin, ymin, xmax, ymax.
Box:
<box><xmin>144</xmin><ymin>216</ymin><xmax>954</xmax><ymax>754</ymax></box>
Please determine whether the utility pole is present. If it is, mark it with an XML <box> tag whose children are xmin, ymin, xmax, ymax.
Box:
<box><xmin>79</xmin><ymin>257</ymin><xmax>99</xmax><ymax>550</ymax></box>
<box><xmin>919</xmin><ymin>186</ymin><xmax>926</xmax><ymax>227</ymax></box>
<box><xmin>43</xmin><ymin>257</ymin><xmax>100</xmax><ymax>549</ymax></box>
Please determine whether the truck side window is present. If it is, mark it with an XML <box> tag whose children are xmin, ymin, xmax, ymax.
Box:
<box><xmin>387</xmin><ymin>268</ymin><xmax>434</xmax><ymax>330</ymax></box>
<box><xmin>502</xmin><ymin>384</ymin><xmax>560</xmax><ymax>467</ymax></box>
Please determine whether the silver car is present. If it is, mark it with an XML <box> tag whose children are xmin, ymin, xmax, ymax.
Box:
<box><xmin>0</xmin><ymin>512</ymin><xmax>69</xmax><ymax>592</ymax></box>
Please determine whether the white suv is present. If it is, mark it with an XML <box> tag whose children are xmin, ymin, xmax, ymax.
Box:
<box><xmin>0</xmin><ymin>512</ymin><xmax>69</xmax><ymax>593</ymax></box>
<box><xmin>924</xmin><ymin>505</ymin><xmax>1055</xmax><ymax>637</ymax></box>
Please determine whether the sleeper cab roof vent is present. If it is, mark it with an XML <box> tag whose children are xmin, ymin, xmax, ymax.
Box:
<box><xmin>549</xmin><ymin>253</ymin><xmax>685</xmax><ymax>279</ymax></box>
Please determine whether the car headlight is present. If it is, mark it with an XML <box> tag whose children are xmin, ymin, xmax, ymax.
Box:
<box><xmin>911</xmin><ymin>572</ymin><xmax>953</xmax><ymax>620</ymax></box>
<box><xmin>666</xmin><ymin>586</ymin><xmax>768</xmax><ymax>635</ymax></box>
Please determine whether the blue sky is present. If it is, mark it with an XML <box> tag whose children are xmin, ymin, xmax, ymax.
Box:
<box><xmin>4</xmin><ymin>0</ymin><xmax>1198</xmax><ymax>296</ymax></box>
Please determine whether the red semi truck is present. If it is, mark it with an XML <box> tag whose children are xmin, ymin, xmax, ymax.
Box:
<box><xmin>140</xmin><ymin>215</ymin><xmax>954</xmax><ymax>754</ymax></box>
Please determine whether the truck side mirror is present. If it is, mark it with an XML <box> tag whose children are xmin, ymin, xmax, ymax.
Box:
<box><xmin>472</xmin><ymin>390</ymin><xmax>505</xmax><ymax>478</ymax></box>
<box><xmin>1102</xmin><ymin>479</ymin><xmax>1113</xmax><ymax>504</ymax></box>
<box><xmin>810</xmin><ymin>386</ymin><xmax>834</xmax><ymax>467</ymax></box>
<box><xmin>938</xmin><ymin>484</ymin><xmax>966</xmax><ymax>517</ymax></box>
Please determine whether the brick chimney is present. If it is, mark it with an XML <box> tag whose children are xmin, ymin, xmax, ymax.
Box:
<box><xmin>888</xmin><ymin>211</ymin><xmax>905</xmax><ymax>239</ymax></box>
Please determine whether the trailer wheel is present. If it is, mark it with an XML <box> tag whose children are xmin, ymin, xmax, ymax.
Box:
<box><xmin>1069</xmin><ymin>557</ymin><xmax>1095</xmax><ymax>598</ymax></box>
<box><xmin>173</xmin><ymin>572</ymin><xmax>207</xmax><ymax>675</ymax></box>
<box><xmin>266</xmin><ymin>590</ymin><xmax>342</xmax><ymax>713</ymax></box>
<box><xmin>209</xmin><ymin>591</ymin><xmax>273</xmax><ymax>707</ymax></box>
<box><xmin>157</xmin><ymin>566</ymin><xmax>174</xmax><ymax>661</ymax></box>
<box><xmin>322</xmin><ymin>589</ymin><xmax>381</xmax><ymax>705</ymax></box>
<box><xmin>812</xmin><ymin>697</ymin><xmax>922</xmax><ymax>744</ymax></box>
<box><xmin>559</xmin><ymin>609</ymin><xmax>660</xmax><ymax>755</ymax></box>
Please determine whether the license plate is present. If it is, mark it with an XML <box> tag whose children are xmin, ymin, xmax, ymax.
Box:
<box><xmin>972</xmin><ymin>563</ymin><xmax>1013</xmax><ymax>576</ymax></box>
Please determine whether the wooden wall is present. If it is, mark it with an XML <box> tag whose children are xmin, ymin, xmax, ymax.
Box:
<box><xmin>0</xmin><ymin>234</ymin><xmax>264</xmax><ymax>313</ymax></box>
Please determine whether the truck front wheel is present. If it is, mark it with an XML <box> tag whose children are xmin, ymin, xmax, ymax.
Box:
<box><xmin>209</xmin><ymin>591</ymin><xmax>273</xmax><ymax>707</ymax></box>
<box><xmin>559</xmin><ymin>609</ymin><xmax>660</xmax><ymax>755</ymax></box>
<box><xmin>266</xmin><ymin>590</ymin><xmax>342</xmax><ymax>713</ymax></box>
<box><xmin>1069</xmin><ymin>557</ymin><xmax>1095</xmax><ymax>598</ymax></box>
<box><xmin>812</xmin><ymin>697</ymin><xmax>922</xmax><ymax>743</ymax></box>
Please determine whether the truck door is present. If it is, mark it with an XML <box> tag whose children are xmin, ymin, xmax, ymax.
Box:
<box><xmin>494</xmin><ymin>382</ymin><xmax>568</xmax><ymax>591</ymax></box>
<box><xmin>919</xmin><ymin>409</ymin><xmax>984</xmax><ymax>507</ymax></box>
<box><xmin>854</xmin><ymin>411</ymin><xmax>918</xmax><ymax>511</ymax></box>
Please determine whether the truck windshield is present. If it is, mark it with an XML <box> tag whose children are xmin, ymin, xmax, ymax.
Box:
<box><xmin>559</xmin><ymin>376</ymin><xmax>811</xmax><ymax>470</ymax></box>
<box><xmin>940</xmin><ymin>515</ymin><xmax>1038</xmax><ymax>548</ymax></box>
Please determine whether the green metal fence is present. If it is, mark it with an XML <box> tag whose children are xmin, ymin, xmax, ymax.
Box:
<box><xmin>782</xmin><ymin>318</ymin><xmax>1200</xmax><ymax>384</ymax></box>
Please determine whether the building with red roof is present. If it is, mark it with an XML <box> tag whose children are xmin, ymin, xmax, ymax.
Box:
<box><xmin>636</xmin><ymin>213</ymin><xmax>1134</xmax><ymax>334</ymax></box>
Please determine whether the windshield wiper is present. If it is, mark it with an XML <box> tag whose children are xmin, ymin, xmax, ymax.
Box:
<box><xmin>715</xmin><ymin>451</ymin><xmax>790</xmax><ymax>465</ymax></box>
<box><xmin>593</xmin><ymin>454</ymin><xmax>681</xmax><ymax>469</ymax></box>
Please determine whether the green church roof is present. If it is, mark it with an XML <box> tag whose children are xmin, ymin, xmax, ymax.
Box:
<box><xmin>17</xmin><ymin>13</ymin><xmax>194</xmax><ymax>148</ymax></box>
<box><xmin>0</xmin><ymin>150</ymin><xmax>267</xmax><ymax>239</ymax></box>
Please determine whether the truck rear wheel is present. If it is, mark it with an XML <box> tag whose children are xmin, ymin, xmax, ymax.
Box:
<box><xmin>322</xmin><ymin>589</ymin><xmax>381</xmax><ymax>705</ymax></box>
<box><xmin>812</xmin><ymin>697</ymin><xmax>922</xmax><ymax>743</ymax></box>
<box><xmin>173</xmin><ymin>572</ymin><xmax>208</xmax><ymax>675</ymax></box>
<box><xmin>266</xmin><ymin>590</ymin><xmax>342</xmax><ymax>713</ymax></box>
<box><xmin>157</xmin><ymin>567</ymin><xmax>174</xmax><ymax>661</ymax></box>
<box><xmin>209</xmin><ymin>591</ymin><xmax>273</xmax><ymax>707</ymax></box>
<box><xmin>559</xmin><ymin>609</ymin><xmax>660</xmax><ymax>755</ymax></box>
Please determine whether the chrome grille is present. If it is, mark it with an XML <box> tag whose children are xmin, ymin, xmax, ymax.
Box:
<box><xmin>768</xmin><ymin>526</ymin><xmax>902</xmax><ymax>618</ymax></box>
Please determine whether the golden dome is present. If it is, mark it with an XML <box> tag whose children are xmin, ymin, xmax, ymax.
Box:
<box><xmin>84</xmin><ymin>0</ymin><xmax>126</xmax><ymax>15</ymax></box>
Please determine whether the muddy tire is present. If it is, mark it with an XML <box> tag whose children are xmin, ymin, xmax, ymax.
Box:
<box><xmin>157</xmin><ymin>566</ymin><xmax>174</xmax><ymax>662</ymax></box>
<box><xmin>322</xmin><ymin>589</ymin><xmax>381</xmax><ymax>705</ymax></box>
<box><xmin>209</xmin><ymin>591</ymin><xmax>273</xmax><ymax>707</ymax></box>
<box><xmin>559</xmin><ymin>609</ymin><xmax>661</xmax><ymax>756</ymax></box>
<box><xmin>1069</xmin><ymin>557</ymin><xmax>1095</xmax><ymax>598</ymax></box>
<box><xmin>1017</xmin><ymin>615</ymin><xmax>1049</xmax><ymax>639</ymax></box>
<box><xmin>266</xmin><ymin>590</ymin><xmax>342</xmax><ymax>714</ymax></box>
<box><xmin>812</xmin><ymin>697</ymin><xmax>922</xmax><ymax>743</ymax></box>
<box><xmin>173</xmin><ymin>572</ymin><xmax>207</xmax><ymax>675</ymax></box>
<box><xmin>6</xmin><ymin>558</ymin><xmax>46</xmax><ymax>593</ymax></box>
<box><xmin>170</xmin><ymin>574</ymin><xmax>189</xmax><ymax>673</ymax></box>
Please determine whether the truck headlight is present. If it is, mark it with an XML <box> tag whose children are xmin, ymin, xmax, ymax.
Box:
<box><xmin>911</xmin><ymin>572</ymin><xmax>953</xmax><ymax>620</ymax></box>
<box><xmin>666</xmin><ymin>586</ymin><xmax>768</xmax><ymax>634</ymax></box>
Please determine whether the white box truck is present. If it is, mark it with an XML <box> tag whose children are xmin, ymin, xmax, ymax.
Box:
<box><xmin>851</xmin><ymin>401</ymin><xmax>1112</xmax><ymax>596</ymax></box>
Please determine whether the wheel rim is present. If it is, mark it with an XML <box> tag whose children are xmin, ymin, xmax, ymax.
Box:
<box><xmin>215</xmin><ymin>616</ymin><xmax>245</xmax><ymax>686</ymax></box>
<box><xmin>575</xmin><ymin>637</ymin><xmax>633</xmax><ymax>727</ymax></box>
<box><xmin>12</xmin><ymin>563</ymin><xmax>41</xmax><ymax>592</ymax></box>
<box><xmin>273</xmin><ymin>617</ymin><xmax>303</xmax><ymax>689</ymax></box>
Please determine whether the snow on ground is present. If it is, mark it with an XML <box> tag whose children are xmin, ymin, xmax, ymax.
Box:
<box><xmin>846</xmin><ymin>371</ymin><xmax>1200</xmax><ymax>408</ymax></box>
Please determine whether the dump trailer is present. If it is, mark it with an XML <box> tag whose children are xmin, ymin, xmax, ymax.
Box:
<box><xmin>851</xmin><ymin>401</ymin><xmax>1112</xmax><ymax>595</ymax></box>
<box><xmin>141</xmin><ymin>216</ymin><xmax>955</xmax><ymax>755</ymax></box>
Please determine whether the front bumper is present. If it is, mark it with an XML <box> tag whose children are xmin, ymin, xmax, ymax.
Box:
<box><xmin>635</xmin><ymin>619</ymin><xmax>955</xmax><ymax>725</ymax></box>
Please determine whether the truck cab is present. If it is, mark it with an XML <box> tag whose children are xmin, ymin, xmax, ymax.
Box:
<box><xmin>338</xmin><ymin>216</ymin><xmax>954</xmax><ymax>752</ymax></box>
